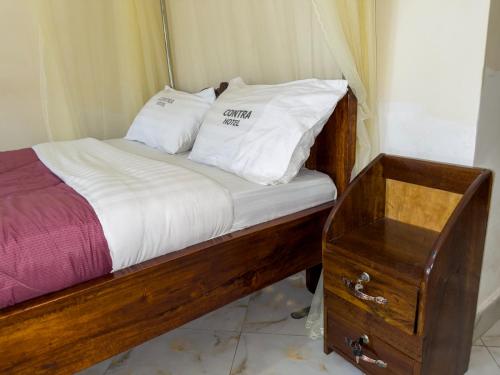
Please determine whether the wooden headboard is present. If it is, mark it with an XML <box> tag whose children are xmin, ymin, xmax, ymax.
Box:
<box><xmin>215</xmin><ymin>82</ymin><xmax>357</xmax><ymax>195</ymax></box>
<box><xmin>306</xmin><ymin>88</ymin><xmax>357</xmax><ymax>194</ymax></box>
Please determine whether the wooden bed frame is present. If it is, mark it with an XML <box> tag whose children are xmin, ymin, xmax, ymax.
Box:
<box><xmin>0</xmin><ymin>83</ymin><xmax>357</xmax><ymax>374</ymax></box>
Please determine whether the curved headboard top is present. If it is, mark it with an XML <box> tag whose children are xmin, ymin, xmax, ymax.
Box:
<box><xmin>214</xmin><ymin>82</ymin><xmax>357</xmax><ymax>195</ymax></box>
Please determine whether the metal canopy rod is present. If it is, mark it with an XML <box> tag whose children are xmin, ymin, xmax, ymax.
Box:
<box><xmin>160</xmin><ymin>0</ymin><xmax>175</xmax><ymax>88</ymax></box>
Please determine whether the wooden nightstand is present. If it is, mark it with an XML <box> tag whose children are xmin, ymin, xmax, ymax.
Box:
<box><xmin>322</xmin><ymin>154</ymin><xmax>492</xmax><ymax>374</ymax></box>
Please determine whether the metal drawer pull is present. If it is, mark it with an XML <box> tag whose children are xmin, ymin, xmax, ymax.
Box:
<box><xmin>342</xmin><ymin>272</ymin><xmax>388</xmax><ymax>305</ymax></box>
<box><xmin>345</xmin><ymin>335</ymin><xmax>388</xmax><ymax>369</ymax></box>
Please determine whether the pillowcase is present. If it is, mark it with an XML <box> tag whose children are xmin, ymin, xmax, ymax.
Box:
<box><xmin>189</xmin><ymin>77</ymin><xmax>348</xmax><ymax>185</ymax></box>
<box><xmin>126</xmin><ymin>86</ymin><xmax>216</xmax><ymax>154</ymax></box>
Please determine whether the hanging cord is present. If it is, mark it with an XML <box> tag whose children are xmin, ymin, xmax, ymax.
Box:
<box><xmin>160</xmin><ymin>0</ymin><xmax>175</xmax><ymax>88</ymax></box>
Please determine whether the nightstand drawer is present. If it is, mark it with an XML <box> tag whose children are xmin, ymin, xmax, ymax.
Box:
<box><xmin>326</xmin><ymin>312</ymin><xmax>418</xmax><ymax>375</ymax></box>
<box><xmin>324</xmin><ymin>250</ymin><xmax>418</xmax><ymax>334</ymax></box>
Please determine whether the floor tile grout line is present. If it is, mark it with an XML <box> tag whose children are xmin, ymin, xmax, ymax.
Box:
<box><xmin>102</xmin><ymin>354</ymin><xmax>115</xmax><ymax>375</ymax></box>
<box><xmin>178</xmin><ymin>327</ymin><xmax>242</xmax><ymax>334</ymax></box>
<box><xmin>180</xmin><ymin>325</ymin><xmax>315</xmax><ymax>338</ymax></box>
<box><xmin>228</xmin><ymin>333</ymin><xmax>243</xmax><ymax>375</ymax></box>
<box><xmin>481</xmin><ymin>343</ymin><xmax>500</xmax><ymax>348</ymax></box>
<box><xmin>236</xmin><ymin>276</ymin><xmax>312</xmax><ymax>338</ymax></box>
<box><xmin>179</xmin><ymin>296</ymin><xmax>252</xmax><ymax>334</ymax></box>
<box><xmin>240</xmin><ymin>331</ymin><xmax>311</xmax><ymax>337</ymax></box>
<box><xmin>228</xmin><ymin>302</ymin><xmax>250</xmax><ymax>375</ymax></box>
<box><xmin>484</xmin><ymin>345</ymin><xmax>500</xmax><ymax>368</ymax></box>
<box><xmin>472</xmin><ymin>337</ymin><xmax>485</xmax><ymax>347</ymax></box>
<box><xmin>102</xmin><ymin>349</ymin><xmax>131</xmax><ymax>375</ymax></box>
<box><xmin>240</xmin><ymin>294</ymin><xmax>253</xmax><ymax>334</ymax></box>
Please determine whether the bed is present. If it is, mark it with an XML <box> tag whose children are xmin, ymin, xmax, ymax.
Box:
<box><xmin>0</xmin><ymin>83</ymin><xmax>357</xmax><ymax>374</ymax></box>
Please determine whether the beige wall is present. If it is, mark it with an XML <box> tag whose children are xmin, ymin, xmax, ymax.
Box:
<box><xmin>376</xmin><ymin>0</ymin><xmax>500</xmax><ymax>334</ymax></box>
<box><xmin>0</xmin><ymin>0</ymin><xmax>48</xmax><ymax>151</ymax></box>
<box><xmin>474</xmin><ymin>0</ymin><xmax>500</xmax><ymax>334</ymax></box>
<box><xmin>377</xmin><ymin>0</ymin><xmax>490</xmax><ymax>166</ymax></box>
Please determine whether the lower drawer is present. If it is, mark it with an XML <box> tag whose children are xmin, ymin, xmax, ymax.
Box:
<box><xmin>326</xmin><ymin>311</ymin><xmax>418</xmax><ymax>375</ymax></box>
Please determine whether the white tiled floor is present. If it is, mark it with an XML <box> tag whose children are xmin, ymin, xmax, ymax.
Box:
<box><xmin>79</xmin><ymin>273</ymin><xmax>500</xmax><ymax>375</ymax></box>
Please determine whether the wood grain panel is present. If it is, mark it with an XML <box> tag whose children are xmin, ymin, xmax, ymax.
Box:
<box><xmin>385</xmin><ymin>179</ymin><xmax>462</xmax><ymax>232</ymax></box>
<box><xmin>382</xmin><ymin>155</ymin><xmax>482</xmax><ymax>194</ymax></box>
<box><xmin>419</xmin><ymin>171</ymin><xmax>492</xmax><ymax>374</ymax></box>
<box><xmin>307</xmin><ymin>88</ymin><xmax>357</xmax><ymax>195</ymax></box>
<box><xmin>329</xmin><ymin>218</ymin><xmax>438</xmax><ymax>285</ymax></box>
<box><xmin>324</xmin><ymin>251</ymin><xmax>418</xmax><ymax>334</ymax></box>
<box><xmin>323</xmin><ymin>154</ymin><xmax>386</xmax><ymax>244</ymax></box>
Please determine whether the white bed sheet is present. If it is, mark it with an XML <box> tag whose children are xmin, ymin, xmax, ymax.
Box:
<box><xmin>105</xmin><ymin>139</ymin><xmax>337</xmax><ymax>231</ymax></box>
<box><xmin>35</xmin><ymin>138</ymin><xmax>234</xmax><ymax>271</ymax></box>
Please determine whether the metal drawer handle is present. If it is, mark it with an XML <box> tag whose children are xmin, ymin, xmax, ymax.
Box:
<box><xmin>359</xmin><ymin>354</ymin><xmax>388</xmax><ymax>368</ymax></box>
<box><xmin>342</xmin><ymin>272</ymin><xmax>388</xmax><ymax>305</ymax></box>
<box><xmin>345</xmin><ymin>335</ymin><xmax>388</xmax><ymax>369</ymax></box>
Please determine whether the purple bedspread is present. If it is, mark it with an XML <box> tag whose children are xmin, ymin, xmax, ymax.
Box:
<box><xmin>0</xmin><ymin>148</ymin><xmax>112</xmax><ymax>309</ymax></box>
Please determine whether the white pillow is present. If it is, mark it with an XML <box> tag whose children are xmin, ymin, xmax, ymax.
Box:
<box><xmin>189</xmin><ymin>77</ymin><xmax>348</xmax><ymax>185</ymax></box>
<box><xmin>126</xmin><ymin>86</ymin><xmax>216</xmax><ymax>154</ymax></box>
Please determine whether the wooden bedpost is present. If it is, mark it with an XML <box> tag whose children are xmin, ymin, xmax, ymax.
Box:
<box><xmin>305</xmin><ymin>88</ymin><xmax>357</xmax><ymax>293</ymax></box>
<box><xmin>306</xmin><ymin>88</ymin><xmax>357</xmax><ymax>195</ymax></box>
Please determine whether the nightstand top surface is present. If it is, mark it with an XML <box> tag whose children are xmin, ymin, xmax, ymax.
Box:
<box><xmin>328</xmin><ymin>218</ymin><xmax>438</xmax><ymax>285</ymax></box>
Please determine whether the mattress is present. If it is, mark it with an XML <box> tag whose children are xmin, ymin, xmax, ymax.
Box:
<box><xmin>105</xmin><ymin>139</ymin><xmax>337</xmax><ymax>231</ymax></box>
<box><xmin>0</xmin><ymin>139</ymin><xmax>336</xmax><ymax>309</ymax></box>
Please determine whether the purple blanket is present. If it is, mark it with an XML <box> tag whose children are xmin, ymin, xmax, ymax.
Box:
<box><xmin>0</xmin><ymin>148</ymin><xmax>112</xmax><ymax>309</ymax></box>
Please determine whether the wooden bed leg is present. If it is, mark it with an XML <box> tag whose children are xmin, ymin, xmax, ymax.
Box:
<box><xmin>324</xmin><ymin>342</ymin><xmax>333</xmax><ymax>355</ymax></box>
<box><xmin>306</xmin><ymin>264</ymin><xmax>322</xmax><ymax>293</ymax></box>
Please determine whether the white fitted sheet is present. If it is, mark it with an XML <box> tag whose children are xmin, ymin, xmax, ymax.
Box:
<box><xmin>105</xmin><ymin>139</ymin><xmax>337</xmax><ymax>231</ymax></box>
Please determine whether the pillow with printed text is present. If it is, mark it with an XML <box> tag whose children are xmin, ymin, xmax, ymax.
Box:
<box><xmin>126</xmin><ymin>86</ymin><xmax>216</xmax><ymax>154</ymax></box>
<box><xmin>189</xmin><ymin>77</ymin><xmax>348</xmax><ymax>185</ymax></box>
